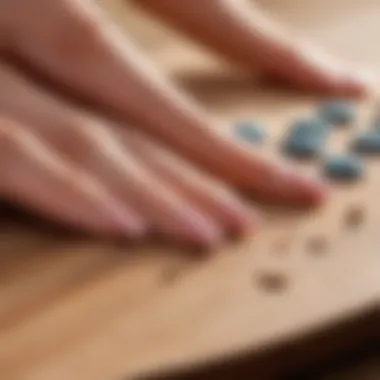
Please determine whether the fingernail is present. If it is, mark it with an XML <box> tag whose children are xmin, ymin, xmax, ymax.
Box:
<box><xmin>282</xmin><ymin>167</ymin><xmax>328</xmax><ymax>205</ymax></box>
<box><xmin>352</xmin><ymin>70</ymin><xmax>377</xmax><ymax>89</ymax></box>
<box><xmin>297</xmin><ymin>175</ymin><xmax>329</xmax><ymax>204</ymax></box>
<box><xmin>343</xmin><ymin>69</ymin><xmax>378</xmax><ymax>95</ymax></box>
<box><xmin>103</xmin><ymin>201</ymin><xmax>147</xmax><ymax>238</ymax></box>
<box><xmin>224</xmin><ymin>201</ymin><xmax>262</xmax><ymax>235</ymax></box>
<box><xmin>183</xmin><ymin>214</ymin><xmax>223</xmax><ymax>249</ymax></box>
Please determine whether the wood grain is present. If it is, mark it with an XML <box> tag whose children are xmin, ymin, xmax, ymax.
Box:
<box><xmin>1</xmin><ymin>1</ymin><xmax>380</xmax><ymax>379</ymax></box>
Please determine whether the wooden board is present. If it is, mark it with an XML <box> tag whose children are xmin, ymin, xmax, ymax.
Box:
<box><xmin>1</xmin><ymin>1</ymin><xmax>380</xmax><ymax>379</ymax></box>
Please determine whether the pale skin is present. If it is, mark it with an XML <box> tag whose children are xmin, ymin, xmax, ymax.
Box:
<box><xmin>0</xmin><ymin>0</ymin><xmax>375</xmax><ymax>248</ymax></box>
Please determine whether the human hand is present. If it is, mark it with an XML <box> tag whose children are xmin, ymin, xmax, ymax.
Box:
<box><xmin>137</xmin><ymin>0</ymin><xmax>374</xmax><ymax>95</ymax></box>
<box><xmin>0</xmin><ymin>0</ymin><xmax>366</xmax><ymax>247</ymax></box>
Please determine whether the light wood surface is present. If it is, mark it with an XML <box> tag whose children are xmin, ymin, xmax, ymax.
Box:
<box><xmin>2</xmin><ymin>1</ymin><xmax>380</xmax><ymax>379</ymax></box>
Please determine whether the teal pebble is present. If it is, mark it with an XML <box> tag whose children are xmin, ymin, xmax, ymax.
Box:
<box><xmin>234</xmin><ymin>121</ymin><xmax>266</xmax><ymax>144</ymax></box>
<box><xmin>284</xmin><ymin>138</ymin><xmax>320</xmax><ymax>158</ymax></box>
<box><xmin>351</xmin><ymin>130</ymin><xmax>380</xmax><ymax>155</ymax></box>
<box><xmin>283</xmin><ymin>118</ymin><xmax>329</xmax><ymax>159</ymax></box>
<box><xmin>372</xmin><ymin>118</ymin><xmax>380</xmax><ymax>130</ymax></box>
<box><xmin>318</xmin><ymin>101</ymin><xmax>356</xmax><ymax>125</ymax></box>
<box><xmin>323</xmin><ymin>155</ymin><xmax>364</xmax><ymax>182</ymax></box>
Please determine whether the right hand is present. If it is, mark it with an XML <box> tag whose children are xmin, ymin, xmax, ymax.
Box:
<box><xmin>0</xmin><ymin>0</ymin><xmax>333</xmax><ymax>248</ymax></box>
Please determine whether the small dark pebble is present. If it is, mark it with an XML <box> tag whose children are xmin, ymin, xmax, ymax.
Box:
<box><xmin>318</xmin><ymin>100</ymin><xmax>356</xmax><ymax>126</ymax></box>
<box><xmin>161</xmin><ymin>264</ymin><xmax>185</xmax><ymax>284</ymax></box>
<box><xmin>345</xmin><ymin>206</ymin><xmax>364</xmax><ymax>228</ymax></box>
<box><xmin>308</xmin><ymin>236</ymin><xmax>328</xmax><ymax>255</ymax></box>
<box><xmin>257</xmin><ymin>272</ymin><xmax>288</xmax><ymax>293</ymax></box>
<box><xmin>323</xmin><ymin>155</ymin><xmax>364</xmax><ymax>182</ymax></box>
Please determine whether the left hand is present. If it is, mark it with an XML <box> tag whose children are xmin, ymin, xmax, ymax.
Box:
<box><xmin>0</xmin><ymin>0</ymin><xmax>372</xmax><ymax>247</ymax></box>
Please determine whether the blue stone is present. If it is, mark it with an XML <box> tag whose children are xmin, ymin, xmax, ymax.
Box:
<box><xmin>283</xmin><ymin>117</ymin><xmax>330</xmax><ymax>159</ymax></box>
<box><xmin>371</xmin><ymin>118</ymin><xmax>380</xmax><ymax>130</ymax></box>
<box><xmin>234</xmin><ymin>121</ymin><xmax>266</xmax><ymax>144</ymax></box>
<box><xmin>323</xmin><ymin>155</ymin><xmax>364</xmax><ymax>182</ymax></box>
<box><xmin>351</xmin><ymin>130</ymin><xmax>380</xmax><ymax>155</ymax></box>
<box><xmin>318</xmin><ymin>101</ymin><xmax>356</xmax><ymax>126</ymax></box>
<box><xmin>284</xmin><ymin>137</ymin><xmax>321</xmax><ymax>158</ymax></box>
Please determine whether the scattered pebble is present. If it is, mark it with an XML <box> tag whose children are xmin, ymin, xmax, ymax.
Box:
<box><xmin>234</xmin><ymin>121</ymin><xmax>266</xmax><ymax>144</ymax></box>
<box><xmin>308</xmin><ymin>236</ymin><xmax>328</xmax><ymax>255</ymax></box>
<box><xmin>373</xmin><ymin>120</ymin><xmax>380</xmax><ymax>130</ymax></box>
<box><xmin>318</xmin><ymin>100</ymin><xmax>356</xmax><ymax>126</ymax></box>
<box><xmin>323</xmin><ymin>155</ymin><xmax>364</xmax><ymax>182</ymax></box>
<box><xmin>371</xmin><ymin>115</ymin><xmax>380</xmax><ymax>129</ymax></box>
<box><xmin>370</xmin><ymin>107</ymin><xmax>380</xmax><ymax>129</ymax></box>
<box><xmin>351</xmin><ymin>130</ymin><xmax>380</xmax><ymax>155</ymax></box>
<box><xmin>283</xmin><ymin>117</ymin><xmax>329</xmax><ymax>159</ymax></box>
<box><xmin>345</xmin><ymin>206</ymin><xmax>365</xmax><ymax>228</ymax></box>
<box><xmin>257</xmin><ymin>272</ymin><xmax>288</xmax><ymax>293</ymax></box>
<box><xmin>161</xmin><ymin>266</ymin><xmax>182</xmax><ymax>284</ymax></box>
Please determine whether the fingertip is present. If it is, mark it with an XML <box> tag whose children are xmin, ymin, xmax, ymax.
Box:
<box><xmin>280</xmin><ymin>46</ymin><xmax>378</xmax><ymax>98</ymax></box>
<box><xmin>338</xmin><ymin>70</ymin><xmax>378</xmax><ymax>98</ymax></box>
<box><xmin>227</xmin><ymin>207</ymin><xmax>263</xmax><ymax>237</ymax></box>
<box><xmin>292</xmin><ymin>176</ymin><xmax>330</xmax><ymax>207</ymax></box>
<box><xmin>163</xmin><ymin>210</ymin><xmax>224</xmax><ymax>251</ymax></box>
<box><xmin>102</xmin><ymin>201</ymin><xmax>148</xmax><ymax>239</ymax></box>
<box><xmin>314</xmin><ymin>68</ymin><xmax>378</xmax><ymax>98</ymax></box>
<box><xmin>188</xmin><ymin>222</ymin><xmax>224</xmax><ymax>250</ymax></box>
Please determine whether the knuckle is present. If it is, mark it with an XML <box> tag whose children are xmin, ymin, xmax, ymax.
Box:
<box><xmin>46</xmin><ymin>1</ymin><xmax>103</xmax><ymax>64</ymax></box>
<box><xmin>53</xmin><ymin>117</ymin><xmax>106</xmax><ymax>169</ymax></box>
<box><xmin>8</xmin><ymin>0</ymin><xmax>103</xmax><ymax>64</ymax></box>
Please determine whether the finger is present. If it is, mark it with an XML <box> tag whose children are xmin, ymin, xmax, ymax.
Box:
<box><xmin>63</xmin><ymin>127</ymin><xmax>224</xmax><ymax>248</ymax></box>
<box><xmin>0</xmin><ymin>64</ymin><xmax>222</xmax><ymax>248</ymax></box>
<box><xmin>119</xmin><ymin>128</ymin><xmax>261</xmax><ymax>236</ymax></box>
<box><xmin>5</xmin><ymin>4</ymin><xmax>326</xmax><ymax>207</ymax></box>
<box><xmin>0</xmin><ymin>117</ymin><xmax>146</xmax><ymax>237</ymax></box>
<box><xmin>137</xmin><ymin>0</ymin><xmax>375</xmax><ymax>97</ymax></box>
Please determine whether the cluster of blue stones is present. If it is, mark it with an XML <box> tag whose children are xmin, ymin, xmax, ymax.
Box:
<box><xmin>234</xmin><ymin>101</ymin><xmax>380</xmax><ymax>182</ymax></box>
